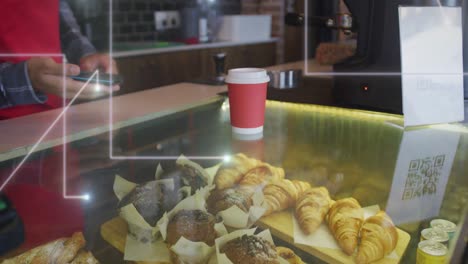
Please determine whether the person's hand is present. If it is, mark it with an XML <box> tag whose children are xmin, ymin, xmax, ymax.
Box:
<box><xmin>79</xmin><ymin>53</ymin><xmax>120</xmax><ymax>94</ymax></box>
<box><xmin>79</xmin><ymin>53</ymin><xmax>118</xmax><ymax>74</ymax></box>
<box><xmin>27</xmin><ymin>57</ymin><xmax>116</xmax><ymax>100</ymax></box>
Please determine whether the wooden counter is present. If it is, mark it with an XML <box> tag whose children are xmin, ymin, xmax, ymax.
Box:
<box><xmin>0</xmin><ymin>83</ymin><xmax>226</xmax><ymax>162</ymax></box>
<box><xmin>0</xmin><ymin>59</ymin><xmax>333</xmax><ymax>162</ymax></box>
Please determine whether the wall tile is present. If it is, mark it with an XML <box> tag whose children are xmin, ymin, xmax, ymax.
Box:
<box><xmin>127</xmin><ymin>12</ymin><xmax>139</xmax><ymax>22</ymax></box>
<box><xmin>74</xmin><ymin>0</ymin><xmax>241</xmax><ymax>46</ymax></box>
<box><xmin>135</xmin><ymin>24</ymin><xmax>150</xmax><ymax>33</ymax></box>
<box><xmin>134</xmin><ymin>1</ymin><xmax>148</xmax><ymax>11</ymax></box>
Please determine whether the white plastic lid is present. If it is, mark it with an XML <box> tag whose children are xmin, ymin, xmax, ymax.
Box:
<box><xmin>232</xmin><ymin>126</ymin><xmax>263</xmax><ymax>134</ymax></box>
<box><xmin>225</xmin><ymin>68</ymin><xmax>270</xmax><ymax>84</ymax></box>
<box><xmin>232</xmin><ymin>130</ymin><xmax>264</xmax><ymax>140</ymax></box>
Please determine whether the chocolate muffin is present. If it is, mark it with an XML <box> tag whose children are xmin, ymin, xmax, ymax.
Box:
<box><xmin>166</xmin><ymin>210</ymin><xmax>217</xmax><ymax>246</ymax></box>
<box><xmin>118</xmin><ymin>181</ymin><xmax>164</xmax><ymax>226</ymax></box>
<box><xmin>206</xmin><ymin>188</ymin><xmax>253</xmax><ymax>215</ymax></box>
<box><xmin>159</xmin><ymin>164</ymin><xmax>208</xmax><ymax>195</ymax></box>
<box><xmin>221</xmin><ymin>235</ymin><xmax>279</xmax><ymax>264</ymax></box>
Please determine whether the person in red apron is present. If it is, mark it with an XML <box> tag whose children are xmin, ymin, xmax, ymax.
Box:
<box><xmin>0</xmin><ymin>0</ymin><xmax>118</xmax><ymax>249</ymax></box>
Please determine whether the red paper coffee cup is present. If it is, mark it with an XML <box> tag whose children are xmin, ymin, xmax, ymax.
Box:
<box><xmin>225</xmin><ymin>68</ymin><xmax>270</xmax><ymax>134</ymax></box>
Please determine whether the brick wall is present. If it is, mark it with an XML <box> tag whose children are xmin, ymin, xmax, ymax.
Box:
<box><xmin>70</xmin><ymin>0</ymin><xmax>241</xmax><ymax>48</ymax></box>
<box><xmin>114</xmin><ymin>0</ymin><xmax>240</xmax><ymax>41</ymax></box>
<box><xmin>241</xmin><ymin>0</ymin><xmax>285</xmax><ymax>63</ymax></box>
<box><xmin>111</xmin><ymin>0</ymin><xmax>241</xmax><ymax>42</ymax></box>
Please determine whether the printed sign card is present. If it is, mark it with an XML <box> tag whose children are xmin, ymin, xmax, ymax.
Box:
<box><xmin>399</xmin><ymin>6</ymin><xmax>464</xmax><ymax>127</ymax></box>
<box><xmin>386</xmin><ymin>127</ymin><xmax>460</xmax><ymax>224</ymax></box>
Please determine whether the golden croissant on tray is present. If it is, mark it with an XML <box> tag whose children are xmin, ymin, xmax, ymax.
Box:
<box><xmin>239</xmin><ymin>164</ymin><xmax>285</xmax><ymax>188</ymax></box>
<box><xmin>214</xmin><ymin>153</ymin><xmax>284</xmax><ymax>190</ymax></box>
<box><xmin>356</xmin><ymin>211</ymin><xmax>398</xmax><ymax>264</ymax></box>
<box><xmin>263</xmin><ymin>179</ymin><xmax>311</xmax><ymax>216</ymax></box>
<box><xmin>214</xmin><ymin>153</ymin><xmax>261</xmax><ymax>190</ymax></box>
<box><xmin>327</xmin><ymin>197</ymin><xmax>364</xmax><ymax>255</ymax></box>
<box><xmin>295</xmin><ymin>187</ymin><xmax>331</xmax><ymax>234</ymax></box>
<box><xmin>292</xmin><ymin>180</ymin><xmax>312</xmax><ymax>197</ymax></box>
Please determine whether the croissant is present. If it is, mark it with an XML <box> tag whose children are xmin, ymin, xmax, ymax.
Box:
<box><xmin>276</xmin><ymin>247</ymin><xmax>305</xmax><ymax>264</ymax></box>
<box><xmin>292</xmin><ymin>180</ymin><xmax>311</xmax><ymax>196</ymax></box>
<box><xmin>214</xmin><ymin>153</ymin><xmax>262</xmax><ymax>189</ymax></box>
<box><xmin>295</xmin><ymin>187</ymin><xmax>331</xmax><ymax>234</ymax></box>
<box><xmin>327</xmin><ymin>198</ymin><xmax>364</xmax><ymax>255</ymax></box>
<box><xmin>356</xmin><ymin>211</ymin><xmax>398</xmax><ymax>264</ymax></box>
<box><xmin>263</xmin><ymin>179</ymin><xmax>297</xmax><ymax>215</ymax></box>
<box><xmin>4</xmin><ymin>232</ymin><xmax>87</xmax><ymax>264</ymax></box>
<box><xmin>239</xmin><ymin>164</ymin><xmax>285</xmax><ymax>189</ymax></box>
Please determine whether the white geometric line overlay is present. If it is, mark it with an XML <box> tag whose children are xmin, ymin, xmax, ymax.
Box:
<box><xmin>106</xmin><ymin>0</ymin><xmax>224</xmax><ymax>161</ymax></box>
<box><xmin>63</xmin><ymin>71</ymin><xmax>98</xmax><ymax>201</ymax></box>
<box><xmin>0</xmin><ymin>64</ymin><xmax>98</xmax><ymax>201</ymax></box>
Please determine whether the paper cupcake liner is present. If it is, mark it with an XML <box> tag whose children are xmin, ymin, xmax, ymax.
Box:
<box><xmin>114</xmin><ymin>175</ymin><xmax>176</xmax><ymax>240</ymax></box>
<box><xmin>176</xmin><ymin>155</ymin><xmax>214</xmax><ymax>186</ymax></box>
<box><xmin>204</xmin><ymin>161</ymin><xmax>267</xmax><ymax>229</ymax></box>
<box><xmin>113</xmin><ymin>155</ymin><xmax>218</xmax><ymax>262</ymax></box>
<box><xmin>170</xmin><ymin>237</ymin><xmax>216</xmax><ymax>264</ymax></box>
<box><xmin>157</xmin><ymin>186</ymin><xmax>226</xmax><ymax>264</ymax></box>
<box><xmin>216</xmin><ymin>190</ymin><xmax>266</xmax><ymax>229</ymax></box>
<box><xmin>123</xmin><ymin>235</ymin><xmax>170</xmax><ymax>263</ymax></box>
<box><xmin>114</xmin><ymin>175</ymin><xmax>172</xmax><ymax>262</ymax></box>
<box><xmin>114</xmin><ymin>176</ymin><xmax>154</xmax><ymax>243</ymax></box>
<box><xmin>114</xmin><ymin>154</ymin><xmax>215</xmax><ymax>236</ymax></box>
<box><xmin>114</xmin><ymin>174</ymin><xmax>195</xmax><ymax>260</ymax></box>
<box><xmin>127</xmin><ymin>224</ymin><xmax>155</xmax><ymax>244</ymax></box>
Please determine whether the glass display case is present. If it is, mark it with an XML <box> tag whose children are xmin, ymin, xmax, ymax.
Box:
<box><xmin>0</xmin><ymin>97</ymin><xmax>467</xmax><ymax>263</ymax></box>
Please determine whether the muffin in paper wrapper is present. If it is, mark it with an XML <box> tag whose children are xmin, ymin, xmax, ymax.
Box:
<box><xmin>114</xmin><ymin>175</ymin><xmax>153</xmax><ymax>242</ymax></box>
<box><xmin>114</xmin><ymin>175</ymin><xmax>184</xmax><ymax>242</ymax></box>
<box><xmin>173</xmin><ymin>155</ymin><xmax>215</xmax><ymax>186</ymax></box>
<box><xmin>158</xmin><ymin>186</ymin><xmax>228</xmax><ymax>264</ymax></box>
<box><xmin>113</xmin><ymin>155</ymin><xmax>215</xmax><ymax>262</ymax></box>
<box><xmin>213</xmin><ymin>228</ymin><xmax>289</xmax><ymax>264</ymax></box>
<box><xmin>217</xmin><ymin>190</ymin><xmax>266</xmax><ymax>229</ymax></box>
<box><xmin>114</xmin><ymin>155</ymin><xmax>214</xmax><ymax>241</ymax></box>
<box><xmin>205</xmin><ymin>162</ymin><xmax>267</xmax><ymax>229</ymax></box>
<box><xmin>114</xmin><ymin>175</ymin><xmax>183</xmax><ymax>262</ymax></box>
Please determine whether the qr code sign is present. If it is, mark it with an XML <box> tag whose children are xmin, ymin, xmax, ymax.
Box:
<box><xmin>402</xmin><ymin>155</ymin><xmax>445</xmax><ymax>200</ymax></box>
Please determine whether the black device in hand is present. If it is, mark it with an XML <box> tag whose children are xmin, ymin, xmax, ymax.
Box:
<box><xmin>71</xmin><ymin>72</ymin><xmax>123</xmax><ymax>86</ymax></box>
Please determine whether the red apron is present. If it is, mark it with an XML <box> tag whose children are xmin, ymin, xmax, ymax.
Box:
<box><xmin>0</xmin><ymin>0</ymin><xmax>63</xmax><ymax>119</ymax></box>
<box><xmin>0</xmin><ymin>0</ymin><xmax>84</xmax><ymax>249</ymax></box>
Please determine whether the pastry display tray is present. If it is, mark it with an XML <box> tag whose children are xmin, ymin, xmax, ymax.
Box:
<box><xmin>101</xmin><ymin>212</ymin><xmax>410</xmax><ymax>264</ymax></box>
<box><xmin>258</xmin><ymin>211</ymin><xmax>410</xmax><ymax>264</ymax></box>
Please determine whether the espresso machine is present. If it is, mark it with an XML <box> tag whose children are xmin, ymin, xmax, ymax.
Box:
<box><xmin>333</xmin><ymin>0</ymin><xmax>463</xmax><ymax>113</ymax></box>
<box><xmin>287</xmin><ymin>0</ymin><xmax>464</xmax><ymax>113</ymax></box>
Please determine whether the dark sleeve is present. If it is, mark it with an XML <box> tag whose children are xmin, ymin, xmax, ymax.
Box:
<box><xmin>59</xmin><ymin>0</ymin><xmax>97</xmax><ymax>64</ymax></box>
<box><xmin>0</xmin><ymin>62</ymin><xmax>47</xmax><ymax>109</ymax></box>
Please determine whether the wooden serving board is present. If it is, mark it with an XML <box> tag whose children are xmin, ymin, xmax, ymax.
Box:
<box><xmin>257</xmin><ymin>211</ymin><xmax>411</xmax><ymax>264</ymax></box>
<box><xmin>101</xmin><ymin>212</ymin><xmax>410</xmax><ymax>264</ymax></box>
